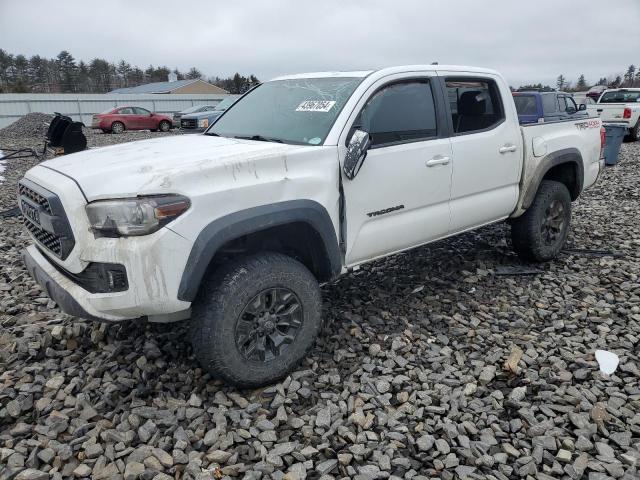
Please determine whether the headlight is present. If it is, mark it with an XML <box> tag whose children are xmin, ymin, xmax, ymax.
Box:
<box><xmin>86</xmin><ymin>195</ymin><xmax>190</xmax><ymax>237</ymax></box>
<box><xmin>198</xmin><ymin>118</ymin><xmax>209</xmax><ymax>128</ymax></box>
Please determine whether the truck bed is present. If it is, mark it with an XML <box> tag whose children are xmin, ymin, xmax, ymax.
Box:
<box><xmin>513</xmin><ymin>117</ymin><xmax>603</xmax><ymax>216</ymax></box>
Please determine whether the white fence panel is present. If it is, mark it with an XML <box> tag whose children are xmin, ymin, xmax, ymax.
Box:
<box><xmin>0</xmin><ymin>93</ymin><xmax>230</xmax><ymax>129</ymax></box>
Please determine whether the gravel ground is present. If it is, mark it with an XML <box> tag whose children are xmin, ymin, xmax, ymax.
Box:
<box><xmin>0</xmin><ymin>114</ymin><xmax>638</xmax><ymax>480</ymax></box>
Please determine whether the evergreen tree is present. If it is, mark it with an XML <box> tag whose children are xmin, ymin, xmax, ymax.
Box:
<box><xmin>576</xmin><ymin>74</ymin><xmax>587</xmax><ymax>90</ymax></box>
<box><xmin>556</xmin><ymin>74</ymin><xmax>566</xmax><ymax>91</ymax></box>
<box><xmin>624</xmin><ymin>65</ymin><xmax>636</xmax><ymax>87</ymax></box>
<box><xmin>56</xmin><ymin>50</ymin><xmax>77</xmax><ymax>92</ymax></box>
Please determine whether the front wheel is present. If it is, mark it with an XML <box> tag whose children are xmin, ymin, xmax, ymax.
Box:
<box><xmin>158</xmin><ymin>120</ymin><xmax>171</xmax><ymax>132</ymax></box>
<box><xmin>511</xmin><ymin>180</ymin><xmax>571</xmax><ymax>262</ymax></box>
<box><xmin>190</xmin><ymin>253</ymin><xmax>322</xmax><ymax>388</ymax></box>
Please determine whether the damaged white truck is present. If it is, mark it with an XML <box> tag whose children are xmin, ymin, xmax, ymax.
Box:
<box><xmin>19</xmin><ymin>65</ymin><xmax>604</xmax><ymax>387</ymax></box>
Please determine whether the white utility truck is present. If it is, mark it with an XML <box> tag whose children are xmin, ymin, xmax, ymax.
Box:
<box><xmin>20</xmin><ymin>65</ymin><xmax>604</xmax><ymax>386</ymax></box>
<box><xmin>587</xmin><ymin>88</ymin><xmax>640</xmax><ymax>140</ymax></box>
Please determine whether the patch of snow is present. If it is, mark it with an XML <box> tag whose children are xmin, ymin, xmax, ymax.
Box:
<box><xmin>0</xmin><ymin>155</ymin><xmax>5</xmax><ymax>184</ymax></box>
<box><xmin>595</xmin><ymin>350</ymin><xmax>619</xmax><ymax>374</ymax></box>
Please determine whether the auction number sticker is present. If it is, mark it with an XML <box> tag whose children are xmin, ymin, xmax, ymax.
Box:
<box><xmin>296</xmin><ymin>100</ymin><xmax>336</xmax><ymax>112</ymax></box>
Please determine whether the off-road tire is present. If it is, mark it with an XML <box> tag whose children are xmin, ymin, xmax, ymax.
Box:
<box><xmin>190</xmin><ymin>252</ymin><xmax>322</xmax><ymax>388</ymax></box>
<box><xmin>159</xmin><ymin>120</ymin><xmax>171</xmax><ymax>132</ymax></box>
<box><xmin>511</xmin><ymin>180</ymin><xmax>571</xmax><ymax>262</ymax></box>
<box><xmin>631</xmin><ymin>120</ymin><xmax>640</xmax><ymax>142</ymax></box>
<box><xmin>111</xmin><ymin>121</ymin><xmax>125</xmax><ymax>134</ymax></box>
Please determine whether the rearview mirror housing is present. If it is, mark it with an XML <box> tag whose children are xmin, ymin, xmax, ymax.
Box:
<box><xmin>578</xmin><ymin>104</ymin><xmax>587</xmax><ymax>111</ymax></box>
<box><xmin>343</xmin><ymin>130</ymin><xmax>371</xmax><ymax>180</ymax></box>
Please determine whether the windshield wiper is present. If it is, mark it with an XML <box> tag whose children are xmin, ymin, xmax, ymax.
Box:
<box><xmin>233</xmin><ymin>134</ymin><xmax>284</xmax><ymax>143</ymax></box>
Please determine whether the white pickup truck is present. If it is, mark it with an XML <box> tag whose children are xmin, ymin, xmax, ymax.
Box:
<box><xmin>19</xmin><ymin>65</ymin><xmax>604</xmax><ymax>386</ymax></box>
<box><xmin>587</xmin><ymin>88</ymin><xmax>640</xmax><ymax>140</ymax></box>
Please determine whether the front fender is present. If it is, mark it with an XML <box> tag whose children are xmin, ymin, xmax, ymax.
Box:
<box><xmin>177</xmin><ymin>200</ymin><xmax>341</xmax><ymax>302</ymax></box>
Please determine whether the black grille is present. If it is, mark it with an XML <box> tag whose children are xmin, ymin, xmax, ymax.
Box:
<box><xmin>181</xmin><ymin>118</ymin><xmax>197</xmax><ymax>129</ymax></box>
<box><xmin>19</xmin><ymin>183</ymin><xmax>52</xmax><ymax>214</ymax></box>
<box><xmin>25</xmin><ymin>221</ymin><xmax>63</xmax><ymax>256</ymax></box>
<box><xmin>18</xmin><ymin>179</ymin><xmax>75</xmax><ymax>260</ymax></box>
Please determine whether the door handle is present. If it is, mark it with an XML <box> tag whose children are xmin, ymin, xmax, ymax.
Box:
<box><xmin>499</xmin><ymin>145</ymin><xmax>517</xmax><ymax>154</ymax></box>
<box><xmin>426</xmin><ymin>155</ymin><xmax>450</xmax><ymax>167</ymax></box>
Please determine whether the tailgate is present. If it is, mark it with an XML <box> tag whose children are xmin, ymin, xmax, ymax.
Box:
<box><xmin>591</xmin><ymin>104</ymin><xmax>628</xmax><ymax>123</ymax></box>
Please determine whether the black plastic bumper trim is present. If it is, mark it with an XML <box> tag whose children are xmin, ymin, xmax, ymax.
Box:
<box><xmin>22</xmin><ymin>248</ymin><xmax>130</xmax><ymax>323</ymax></box>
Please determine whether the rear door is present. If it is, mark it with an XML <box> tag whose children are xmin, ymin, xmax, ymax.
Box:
<box><xmin>116</xmin><ymin>107</ymin><xmax>135</xmax><ymax>129</ymax></box>
<box><xmin>339</xmin><ymin>72</ymin><xmax>453</xmax><ymax>265</ymax></box>
<box><xmin>441</xmin><ymin>73</ymin><xmax>522</xmax><ymax>233</ymax></box>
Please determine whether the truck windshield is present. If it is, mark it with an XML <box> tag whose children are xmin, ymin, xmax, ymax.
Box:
<box><xmin>599</xmin><ymin>91</ymin><xmax>640</xmax><ymax>103</ymax></box>
<box><xmin>208</xmin><ymin>77</ymin><xmax>363</xmax><ymax>145</ymax></box>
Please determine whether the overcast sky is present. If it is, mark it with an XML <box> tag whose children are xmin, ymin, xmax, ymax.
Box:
<box><xmin>1</xmin><ymin>0</ymin><xmax>639</xmax><ymax>87</ymax></box>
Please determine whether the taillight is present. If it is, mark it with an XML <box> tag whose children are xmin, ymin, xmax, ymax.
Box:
<box><xmin>600</xmin><ymin>126</ymin><xmax>606</xmax><ymax>158</ymax></box>
<box><xmin>623</xmin><ymin>108</ymin><xmax>631</xmax><ymax>119</ymax></box>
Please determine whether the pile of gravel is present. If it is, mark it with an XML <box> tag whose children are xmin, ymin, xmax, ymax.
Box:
<box><xmin>0</xmin><ymin>112</ymin><xmax>54</xmax><ymax>139</ymax></box>
<box><xmin>0</xmin><ymin>131</ymin><xmax>638</xmax><ymax>480</ymax></box>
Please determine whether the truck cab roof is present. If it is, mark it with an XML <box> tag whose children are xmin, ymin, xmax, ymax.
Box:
<box><xmin>271</xmin><ymin>65</ymin><xmax>501</xmax><ymax>81</ymax></box>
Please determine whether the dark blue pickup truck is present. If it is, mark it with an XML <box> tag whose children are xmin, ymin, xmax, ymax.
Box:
<box><xmin>513</xmin><ymin>91</ymin><xmax>589</xmax><ymax>124</ymax></box>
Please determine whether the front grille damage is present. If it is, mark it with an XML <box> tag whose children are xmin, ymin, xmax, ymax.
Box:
<box><xmin>18</xmin><ymin>179</ymin><xmax>75</xmax><ymax>259</ymax></box>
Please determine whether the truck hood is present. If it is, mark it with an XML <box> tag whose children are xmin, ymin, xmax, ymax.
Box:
<box><xmin>182</xmin><ymin>111</ymin><xmax>223</xmax><ymax>120</ymax></box>
<box><xmin>39</xmin><ymin>135</ymin><xmax>303</xmax><ymax>200</ymax></box>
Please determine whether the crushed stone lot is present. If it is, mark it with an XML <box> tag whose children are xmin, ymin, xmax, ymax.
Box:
<box><xmin>0</xmin><ymin>114</ymin><xmax>638</xmax><ymax>480</ymax></box>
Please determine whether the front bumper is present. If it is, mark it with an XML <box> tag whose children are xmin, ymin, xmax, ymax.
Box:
<box><xmin>23</xmin><ymin>246</ymin><xmax>121</xmax><ymax>322</ymax></box>
<box><xmin>180</xmin><ymin>127</ymin><xmax>206</xmax><ymax>134</ymax></box>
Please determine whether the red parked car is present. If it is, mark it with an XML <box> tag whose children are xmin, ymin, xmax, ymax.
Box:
<box><xmin>91</xmin><ymin>106</ymin><xmax>173</xmax><ymax>134</ymax></box>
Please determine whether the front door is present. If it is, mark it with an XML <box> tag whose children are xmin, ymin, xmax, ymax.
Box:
<box><xmin>340</xmin><ymin>74</ymin><xmax>453</xmax><ymax>266</ymax></box>
<box><xmin>134</xmin><ymin>107</ymin><xmax>153</xmax><ymax>129</ymax></box>
<box><xmin>441</xmin><ymin>73</ymin><xmax>522</xmax><ymax>233</ymax></box>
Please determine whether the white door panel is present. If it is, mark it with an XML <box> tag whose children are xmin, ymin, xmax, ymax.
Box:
<box><xmin>448</xmin><ymin>121</ymin><xmax>521</xmax><ymax>231</ymax></box>
<box><xmin>343</xmin><ymin>138</ymin><xmax>453</xmax><ymax>264</ymax></box>
<box><xmin>441</xmin><ymin>73</ymin><xmax>523</xmax><ymax>232</ymax></box>
<box><xmin>338</xmin><ymin>73</ymin><xmax>453</xmax><ymax>266</ymax></box>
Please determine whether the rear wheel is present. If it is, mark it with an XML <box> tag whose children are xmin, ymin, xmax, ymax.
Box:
<box><xmin>190</xmin><ymin>252</ymin><xmax>322</xmax><ymax>387</ymax></box>
<box><xmin>158</xmin><ymin>120</ymin><xmax>171</xmax><ymax>132</ymax></box>
<box><xmin>111</xmin><ymin>121</ymin><xmax>125</xmax><ymax>134</ymax></box>
<box><xmin>631</xmin><ymin>120</ymin><xmax>640</xmax><ymax>142</ymax></box>
<box><xmin>511</xmin><ymin>180</ymin><xmax>571</xmax><ymax>262</ymax></box>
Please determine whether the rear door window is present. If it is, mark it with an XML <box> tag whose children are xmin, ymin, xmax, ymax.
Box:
<box><xmin>134</xmin><ymin>107</ymin><xmax>150</xmax><ymax>115</ymax></box>
<box><xmin>541</xmin><ymin>95</ymin><xmax>557</xmax><ymax>115</ymax></box>
<box><xmin>118</xmin><ymin>107</ymin><xmax>133</xmax><ymax>114</ymax></box>
<box><xmin>356</xmin><ymin>80</ymin><xmax>438</xmax><ymax>147</ymax></box>
<box><xmin>445</xmin><ymin>78</ymin><xmax>505</xmax><ymax>134</ymax></box>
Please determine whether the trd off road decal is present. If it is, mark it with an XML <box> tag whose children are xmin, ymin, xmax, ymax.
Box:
<box><xmin>366</xmin><ymin>205</ymin><xmax>405</xmax><ymax>217</ymax></box>
<box><xmin>575</xmin><ymin>120</ymin><xmax>601</xmax><ymax>130</ymax></box>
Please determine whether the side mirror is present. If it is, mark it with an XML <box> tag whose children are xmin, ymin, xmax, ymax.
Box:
<box><xmin>343</xmin><ymin>130</ymin><xmax>371</xmax><ymax>180</ymax></box>
<box><xmin>579</xmin><ymin>104</ymin><xmax>587</xmax><ymax>111</ymax></box>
